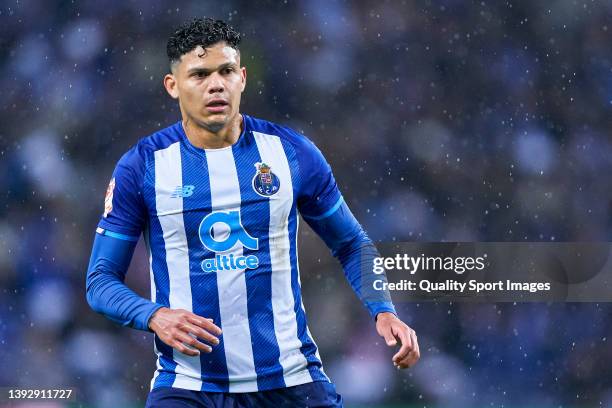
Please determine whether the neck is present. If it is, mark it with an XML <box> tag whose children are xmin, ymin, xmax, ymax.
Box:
<box><xmin>182</xmin><ymin>113</ymin><xmax>243</xmax><ymax>149</ymax></box>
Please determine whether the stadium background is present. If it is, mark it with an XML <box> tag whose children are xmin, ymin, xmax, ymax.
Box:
<box><xmin>1</xmin><ymin>1</ymin><xmax>611</xmax><ymax>407</ymax></box>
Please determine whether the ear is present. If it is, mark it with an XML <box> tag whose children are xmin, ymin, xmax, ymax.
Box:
<box><xmin>239</xmin><ymin>66</ymin><xmax>247</xmax><ymax>93</ymax></box>
<box><xmin>163</xmin><ymin>73</ymin><xmax>179</xmax><ymax>99</ymax></box>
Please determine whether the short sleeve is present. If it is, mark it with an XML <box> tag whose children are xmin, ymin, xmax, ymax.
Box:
<box><xmin>97</xmin><ymin>148</ymin><xmax>146</xmax><ymax>239</ymax></box>
<box><xmin>296</xmin><ymin>138</ymin><xmax>343</xmax><ymax>220</ymax></box>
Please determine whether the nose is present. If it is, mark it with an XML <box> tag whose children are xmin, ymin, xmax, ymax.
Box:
<box><xmin>207</xmin><ymin>72</ymin><xmax>224</xmax><ymax>94</ymax></box>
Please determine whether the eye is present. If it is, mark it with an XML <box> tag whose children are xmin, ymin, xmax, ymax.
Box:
<box><xmin>222</xmin><ymin>67</ymin><xmax>234</xmax><ymax>74</ymax></box>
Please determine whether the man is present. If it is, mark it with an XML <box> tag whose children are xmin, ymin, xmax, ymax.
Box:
<box><xmin>86</xmin><ymin>17</ymin><xmax>419</xmax><ymax>408</ymax></box>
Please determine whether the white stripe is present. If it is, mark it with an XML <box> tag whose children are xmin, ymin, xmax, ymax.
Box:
<box><xmin>253</xmin><ymin>131</ymin><xmax>312</xmax><ymax>386</ymax></box>
<box><xmin>206</xmin><ymin>148</ymin><xmax>257</xmax><ymax>392</ymax></box>
<box><xmin>154</xmin><ymin>142</ymin><xmax>202</xmax><ymax>391</ymax></box>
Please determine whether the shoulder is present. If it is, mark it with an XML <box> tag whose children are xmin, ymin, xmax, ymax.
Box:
<box><xmin>246</xmin><ymin>115</ymin><xmax>320</xmax><ymax>156</ymax></box>
<box><xmin>116</xmin><ymin>121</ymin><xmax>183</xmax><ymax>172</ymax></box>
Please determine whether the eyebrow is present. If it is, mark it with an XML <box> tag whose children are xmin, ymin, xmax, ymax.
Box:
<box><xmin>187</xmin><ymin>62</ymin><xmax>237</xmax><ymax>75</ymax></box>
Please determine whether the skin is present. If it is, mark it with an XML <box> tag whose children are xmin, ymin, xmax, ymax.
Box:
<box><xmin>151</xmin><ymin>40</ymin><xmax>420</xmax><ymax>370</ymax></box>
<box><xmin>163</xmin><ymin>41</ymin><xmax>246</xmax><ymax>149</ymax></box>
<box><xmin>376</xmin><ymin>312</ymin><xmax>420</xmax><ymax>369</ymax></box>
<box><xmin>149</xmin><ymin>307</ymin><xmax>222</xmax><ymax>356</ymax></box>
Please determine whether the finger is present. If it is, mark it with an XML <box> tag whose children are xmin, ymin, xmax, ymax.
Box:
<box><xmin>379</xmin><ymin>325</ymin><xmax>398</xmax><ymax>346</ymax></box>
<box><xmin>187</xmin><ymin>314</ymin><xmax>222</xmax><ymax>336</ymax></box>
<box><xmin>178</xmin><ymin>322</ymin><xmax>220</xmax><ymax>345</ymax></box>
<box><xmin>396</xmin><ymin>331</ymin><xmax>420</xmax><ymax>369</ymax></box>
<box><xmin>392</xmin><ymin>326</ymin><xmax>413</xmax><ymax>363</ymax></box>
<box><xmin>172</xmin><ymin>340</ymin><xmax>200</xmax><ymax>357</ymax></box>
<box><xmin>397</xmin><ymin>349</ymin><xmax>419</xmax><ymax>369</ymax></box>
<box><xmin>175</xmin><ymin>331</ymin><xmax>212</xmax><ymax>354</ymax></box>
<box><xmin>412</xmin><ymin>330</ymin><xmax>420</xmax><ymax>356</ymax></box>
<box><xmin>393</xmin><ymin>328</ymin><xmax>412</xmax><ymax>364</ymax></box>
<box><xmin>397</xmin><ymin>348</ymin><xmax>419</xmax><ymax>368</ymax></box>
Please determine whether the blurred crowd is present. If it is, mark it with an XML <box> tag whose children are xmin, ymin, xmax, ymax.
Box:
<box><xmin>0</xmin><ymin>0</ymin><xmax>611</xmax><ymax>407</ymax></box>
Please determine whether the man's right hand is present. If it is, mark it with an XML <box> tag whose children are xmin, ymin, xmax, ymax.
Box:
<box><xmin>148</xmin><ymin>307</ymin><xmax>222</xmax><ymax>356</ymax></box>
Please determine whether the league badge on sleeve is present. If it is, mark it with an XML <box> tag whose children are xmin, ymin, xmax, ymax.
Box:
<box><xmin>252</xmin><ymin>162</ymin><xmax>280</xmax><ymax>197</ymax></box>
<box><xmin>103</xmin><ymin>177</ymin><xmax>115</xmax><ymax>217</ymax></box>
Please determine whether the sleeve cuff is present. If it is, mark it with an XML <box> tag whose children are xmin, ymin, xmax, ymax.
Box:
<box><xmin>366</xmin><ymin>302</ymin><xmax>397</xmax><ymax>320</ymax></box>
<box><xmin>141</xmin><ymin>303</ymin><xmax>164</xmax><ymax>332</ymax></box>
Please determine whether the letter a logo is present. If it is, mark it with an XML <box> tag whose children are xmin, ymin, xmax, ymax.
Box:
<box><xmin>198</xmin><ymin>211</ymin><xmax>258</xmax><ymax>252</ymax></box>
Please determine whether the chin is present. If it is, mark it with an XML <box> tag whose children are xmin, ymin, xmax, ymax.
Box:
<box><xmin>202</xmin><ymin>118</ymin><xmax>227</xmax><ymax>133</ymax></box>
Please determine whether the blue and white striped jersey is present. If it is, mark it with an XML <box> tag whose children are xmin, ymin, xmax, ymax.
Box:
<box><xmin>94</xmin><ymin>114</ymin><xmax>395</xmax><ymax>392</ymax></box>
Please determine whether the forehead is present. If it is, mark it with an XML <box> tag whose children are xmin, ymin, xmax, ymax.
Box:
<box><xmin>177</xmin><ymin>43</ymin><xmax>240</xmax><ymax>71</ymax></box>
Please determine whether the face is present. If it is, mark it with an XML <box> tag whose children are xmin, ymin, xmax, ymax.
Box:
<box><xmin>164</xmin><ymin>42</ymin><xmax>246</xmax><ymax>133</ymax></box>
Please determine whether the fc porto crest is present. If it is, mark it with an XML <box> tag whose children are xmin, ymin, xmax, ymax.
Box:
<box><xmin>252</xmin><ymin>162</ymin><xmax>280</xmax><ymax>196</ymax></box>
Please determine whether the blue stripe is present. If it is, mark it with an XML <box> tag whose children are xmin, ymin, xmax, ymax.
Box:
<box><xmin>152</xmin><ymin>370</ymin><xmax>175</xmax><ymax>388</ymax></box>
<box><xmin>281</xmin><ymin>138</ymin><xmax>327</xmax><ymax>381</ymax></box>
<box><xmin>234</xmin><ymin>130</ymin><xmax>285</xmax><ymax>390</ymax></box>
<box><xmin>179</xmin><ymin>142</ymin><xmax>229</xmax><ymax>391</ymax></box>
<box><xmin>303</xmin><ymin>196</ymin><xmax>344</xmax><ymax>221</ymax></box>
<box><xmin>99</xmin><ymin>229</ymin><xmax>139</xmax><ymax>242</ymax></box>
<box><xmin>143</xmin><ymin>151</ymin><xmax>178</xmax><ymax>389</ymax></box>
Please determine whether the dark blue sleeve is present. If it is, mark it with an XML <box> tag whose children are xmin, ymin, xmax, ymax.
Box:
<box><xmin>295</xmin><ymin>138</ymin><xmax>343</xmax><ymax>219</ymax></box>
<box><xmin>303</xmin><ymin>201</ymin><xmax>396</xmax><ymax>319</ymax></box>
<box><xmin>86</xmin><ymin>232</ymin><xmax>163</xmax><ymax>331</ymax></box>
<box><xmin>294</xmin><ymin>136</ymin><xmax>396</xmax><ymax>319</ymax></box>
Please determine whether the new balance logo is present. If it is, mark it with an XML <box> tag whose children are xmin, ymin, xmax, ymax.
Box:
<box><xmin>171</xmin><ymin>185</ymin><xmax>195</xmax><ymax>198</ymax></box>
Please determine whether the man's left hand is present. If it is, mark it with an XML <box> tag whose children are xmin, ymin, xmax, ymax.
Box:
<box><xmin>375</xmin><ymin>312</ymin><xmax>420</xmax><ymax>369</ymax></box>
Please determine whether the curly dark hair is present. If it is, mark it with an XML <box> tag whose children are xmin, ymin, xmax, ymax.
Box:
<box><xmin>167</xmin><ymin>18</ymin><xmax>242</xmax><ymax>66</ymax></box>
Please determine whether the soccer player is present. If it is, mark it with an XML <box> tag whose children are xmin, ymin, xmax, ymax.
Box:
<box><xmin>86</xmin><ymin>17</ymin><xmax>419</xmax><ymax>408</ymax></box>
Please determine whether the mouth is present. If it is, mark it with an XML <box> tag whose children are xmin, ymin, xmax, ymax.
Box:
<box><xmin>205</xmin><ymin>99</ymin><xmax>229</xmax><ymax>113</ymax></box>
